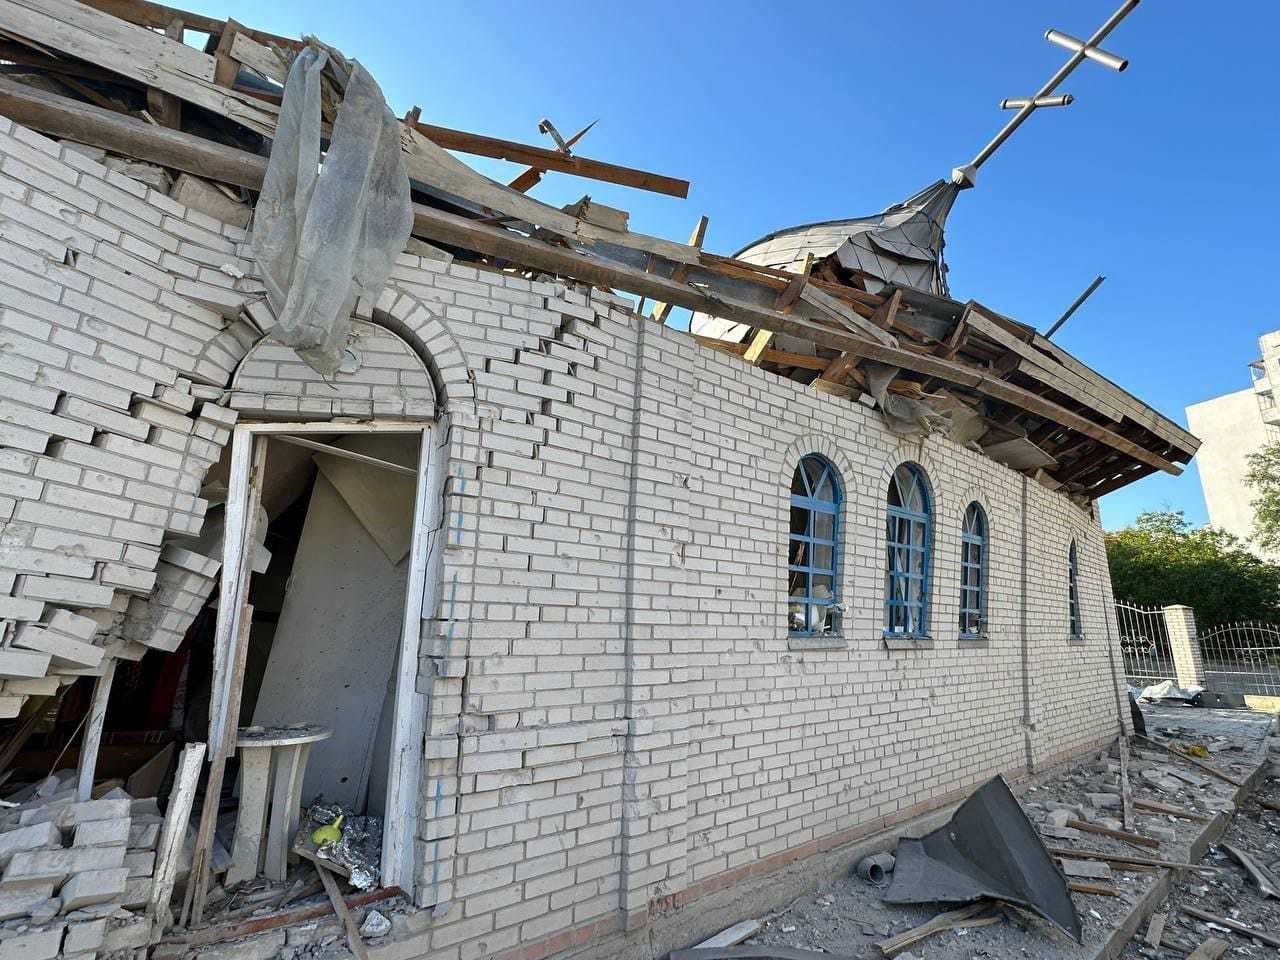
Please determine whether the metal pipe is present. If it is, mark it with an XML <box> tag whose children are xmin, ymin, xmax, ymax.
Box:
<box><xmin>964</xmin><ymin>0</ymin><xmax>1140</xmax><ymax>175</ymax></box>
<box><xmin>856</xmin><ymin>853</ymin><xmax>896</xmax><ymax>886</ymax></box>
<box><xmin>1000</xmin><ymin>95</ymin><xmax>1074</xmax><ymax>110</ymax></box>
<box><xmin>1045</xmin><ymin>30</ymin><xmax>1129</xmax><ymax>72</ymax></box>
<box><xmin>1046</xmin><ymin>274</ymin><xmax>1106</xmax><ymax>339</ymax></box>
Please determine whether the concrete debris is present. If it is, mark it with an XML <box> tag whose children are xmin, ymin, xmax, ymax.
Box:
<box><xmin>0</xmin><ymin>780</ymin><xmax>163</xmax><ymax>960</ymax></box>
<box><xmin>357</xmin><ymin>908</ymin><xmax>390</xmax><ymax>938</ymax></box>
<box><xmin>170</xmin><ymin>174</ymin><xmax>252</xmax><ymax>228</ymax></box>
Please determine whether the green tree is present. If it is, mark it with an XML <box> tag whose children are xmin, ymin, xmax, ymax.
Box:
<box><xmin>1105</xmin><ymin>510</ymin><xmax>1280</xmax><ymax>626</ymax></box>
<box><xmin>1246</xmin><ymin>442</ymin><xmax>1280</xmax><ymax>553</ymax></box>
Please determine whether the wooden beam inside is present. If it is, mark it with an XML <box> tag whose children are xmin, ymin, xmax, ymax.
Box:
<box><xmin>651</xmin><ymin>215</ymin><xmax>709</xmax><ymax>324</ymax></box>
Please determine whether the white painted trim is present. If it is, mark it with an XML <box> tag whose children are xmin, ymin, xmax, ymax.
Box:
<box><xmin>208</xmin><ymin>427</ymin><xmax>254</xmax><ymax>755</ymax></box>
<box><xmin>382</xmin><ymin>425</ymin><xmax>439</xmax><ymax>895</ymax></box>
<box><xmin>225</xmin><ymin>418</ymin><xmax>438</xmax><ymax>899</ymax></box>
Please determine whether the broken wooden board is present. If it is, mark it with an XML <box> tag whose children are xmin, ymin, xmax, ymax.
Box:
<box><xmin>1222</xmin><ymin>842</ymin><xmax>1280</xmax><ymax>899</ymax></box>
<box><xmin>694</xmin><ymin>919</ymin><xmax>763</xmax><ymax>949</ymax></box>
<box><xmin>1183</xmin><ymin>906</ymin><xmax>1280</xmax><ymax>948</ymax></box>
<box><xmin>875</xmin><ymin>902</ymin><xmax>1001</xmax><ymax>957</ymax></box>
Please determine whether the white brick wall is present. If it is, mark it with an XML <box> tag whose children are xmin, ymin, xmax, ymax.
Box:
<box><xmin>0</xmin><ymin>119</ymin><xmax>1131</xmax><ymax>960</ymax></box>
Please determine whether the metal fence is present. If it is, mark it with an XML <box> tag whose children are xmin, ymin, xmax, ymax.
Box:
<box><xmin>1199</xmin><ymin>621</ymin><xmax>1280</xmax><ymax>697</ymax></box>
<box><xmin>1115</xmin><ymin>601</ymin><xmax>1176</xmax><ymax>688</ymax></box>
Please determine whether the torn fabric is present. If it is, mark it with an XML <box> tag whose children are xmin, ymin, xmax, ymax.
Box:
<box><xmin>251</xmin><ymin>45</ymin><xmax>412</xmax><ymax>375</ymax></box>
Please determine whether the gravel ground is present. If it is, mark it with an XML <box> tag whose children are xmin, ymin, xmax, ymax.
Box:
<box><xmin>744</xmin><ymin>705</ymin><xmax>1273</xmax><ymax>960</ymax></box>
<box><xmin>1120</xmin><ymin>770</ymin><xmax>1280</xmax><ymax>958</ymax></box>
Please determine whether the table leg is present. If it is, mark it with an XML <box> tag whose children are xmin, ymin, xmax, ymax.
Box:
<box><xmin>264</xmin><ymin>744</ymin><xmax>304</xmax><ymax>881</ymax></box>
<box><xmin>226</xmin><ymin>745</ymin><xmax>272</xmax><ymax>887</ymax></box>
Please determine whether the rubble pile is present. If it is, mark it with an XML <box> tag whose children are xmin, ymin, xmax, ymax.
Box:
<box><xmin>0</xmin><ymin>774</ymin><xmax>160</xmax><ymax>960</ymax></box>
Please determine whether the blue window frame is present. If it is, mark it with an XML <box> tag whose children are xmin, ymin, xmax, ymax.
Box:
<box><xmin>959</xmin><ymin>502</ymin><xmax>987</xmax><ymax>637</ymax></box>
<box><xmin>788</xmin><ymin>455</ymin><xmax>841</xmax><ymax>635</ymax></box>
<box><xmin>1068</xmin><ymin>540</ymin><xmax>1082</xmax><ymax>638</ymax></box>
<box><xmin>885</xmin><ymin>463</ymin><xmax>932</xmax><ymax>636</ymax></box>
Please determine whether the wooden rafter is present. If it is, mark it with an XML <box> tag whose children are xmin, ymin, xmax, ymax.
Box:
<box><xmin>650</xmin><ymin>215</ymin><xmax>709</xmax><ymax>324</ymax></box>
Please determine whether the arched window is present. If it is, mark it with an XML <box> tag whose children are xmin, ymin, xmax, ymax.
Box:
<box><xmin>789</xmin><ymin>455</ymin><xmax>841</xmax><ymax>635</ymax></box>
<box><xmin>885</xmin><ymin>463</ymin><xmax>932</xmax><ymax>637</ymax></box>
<box><xmin>959</xmin><ymin>502</ymin><xmax>987</xmax><ymax>637</ymax></box>
<box><xmin>1068</xmin><ymin>540</ymin><xmax>1082</xmax><ymax>638</ymax></box>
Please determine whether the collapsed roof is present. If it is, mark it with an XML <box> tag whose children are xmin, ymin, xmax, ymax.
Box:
<box><xmin>0</xmin><ymin>0</ymin><xmax>1199</xmax><ymax>500</ymax></box>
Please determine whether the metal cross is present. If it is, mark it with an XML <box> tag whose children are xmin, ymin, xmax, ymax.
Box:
<box><xmin>952</xmin><ymin>0</ymin><xmax>1140</xmax><ymax>189</ymax></box>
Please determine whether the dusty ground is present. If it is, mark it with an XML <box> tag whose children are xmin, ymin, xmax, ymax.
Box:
<box><xmin>745</xmin><ymin>705</ymin><xmax>1274</xmax><ymax>960</ymax></box>
<box><xmin>1119</xmin><ymin>770</ymin><xmax>1280</xmax><ymax>958</ymax></box>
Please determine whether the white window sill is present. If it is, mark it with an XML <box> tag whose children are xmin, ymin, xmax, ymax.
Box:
<box><xmin>1067</xmin><ymin>634</ymin><xmax>1087</xmax><ymax>645</ymax></box>
<box><xmin>882</xmin><ymin>634</ymin><xmax>934</xmax><ymax>651</ymax></box>
<box><xmin>958</xmin><ymin>635</ymin><xmax>990</xmax><ymax>648</ymax></box>
<box><xmin>788</xmin><ymin>634</ymin><xmax>847</xmax><ymax>651</ymax></box>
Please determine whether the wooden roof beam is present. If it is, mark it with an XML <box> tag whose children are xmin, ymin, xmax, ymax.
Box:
<box><xmin>406</xmin><ymin>118</ymin><xmax>689</xmax><ymax>199</ymax></box>
<box><xmin>406</xmin><ymin>199</ymin><xmax>1182</xmax><ymax>477</ymax></box>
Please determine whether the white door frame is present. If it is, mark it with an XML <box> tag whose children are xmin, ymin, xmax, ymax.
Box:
<box><xmin>221</xmin><ymin>419</ymin><xmax>437</xmax><ymax>897</ymax></box>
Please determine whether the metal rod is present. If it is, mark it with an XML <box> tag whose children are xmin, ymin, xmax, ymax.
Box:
<box><xmin>269</xmin><ymin>434</ymin><xmax>418</xmax><ymax>476</ymax></box>
<box><xmin>962</xmin><ymin>0</ymin><xmax>1141</xmax><ymax>177</ymax></box>
<box><xmin>1000</xmin><ymin>95</ymin><xmax>1074</xmax><ymax>110</ymax></box>
<box><xmin>1046</xmin><ymin>275</ymin><xmax>1106</xmax><ymax>339</ymax></box>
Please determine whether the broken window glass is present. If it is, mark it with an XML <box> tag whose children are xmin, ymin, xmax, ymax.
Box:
<box><xmin>885</xmin><ymin>462</ymin><xmax>932</xmax><ymax>637</ymax></box>
<box><xmin>959</xmin><ymin>502</ymin><xmax>987</xmax><ymax>637</ymax></box>
<box><xmin>788</xmin><ymin>455</ymin><xmax>842</xmax><ymax>635</ymax></box>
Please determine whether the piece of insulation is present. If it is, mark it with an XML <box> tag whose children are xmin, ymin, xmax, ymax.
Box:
<box><xmin>252</xmin><ymin>45</ymin><xmax>412</xmax><ymax>375</ymax></box>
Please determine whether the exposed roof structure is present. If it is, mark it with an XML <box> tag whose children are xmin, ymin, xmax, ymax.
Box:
<box><xmin>0</xmin><ymin>0</ymin><xmax>1198</xmax><ymax>501</ymax></box>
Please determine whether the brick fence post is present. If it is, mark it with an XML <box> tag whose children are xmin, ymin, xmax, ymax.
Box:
<box><xmin>1162</xmin><ymin>604</ymin><xmax>1205</xmax><ymax>690</ymax></box>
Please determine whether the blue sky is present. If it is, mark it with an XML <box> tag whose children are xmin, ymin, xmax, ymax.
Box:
<box><xmin>190</xmin><ymin>0</ymin><xmax>1279</xmax><ymax>529</ymax></box>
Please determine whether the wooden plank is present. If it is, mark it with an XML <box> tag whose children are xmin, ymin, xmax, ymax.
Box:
<box><xmin>272</xmin><ymin>434</ymin><xmax>417</xmax><ymax>477</ymax></box>
<box><xmin>381</xmin><ymin>427</ymin><xmax>435</xmax><ymax>894</ymax></box>
<box><xmin>1133</xmin><ymin>798</ymin><xmax>1208</xmax><ymax>822</ymax></box>
<box><xmin>0</xmin><ymin>76</ymin><xmax>269</xmax><ymax>189</ymax></box>
<box><xmin>402</xmin><ymin>126</ymin><xmax>700</xmax><ymax>266</ymax></box>
<box><xmin>1222</xmin><ymin>842</ymin><xmax>1280</xmax><ymax>899</ymax></box>
<box><xmin>407</xmin><ymin>118</ymin><xmax>688</xmax><ymax>199</ymax></box>
<box><xmin>212</xmin><ymin>19</ymin><xmax>244</xmax><ymax>88</ymax></box>
<box><xmin>146</xmin><ymin>15</ymin><xmax>183</xmax><ymax>129</ymax></box>
<box><xmin>743</xmin><ymin>328</ymin><xmax>773</xmax><ymax>365</ymax></box>
<box><xmin>1067</xmin><ymin>881</ymin><xmax>1117</xmax><ymax>897</ymax></box>
<box><xmin>691</xmin><ymin>336</ymin><xmax>829</xmax><ymax>371</ymax></box>
<box><xmin>1064</xmin><ymin>819</ymin><xmax>1158</xmax><ymax>849</ymax></box>
<box><xmin>507</xmin><ymin>118</ymin><xmax>597</xmax><ymax>194</ymax></box>
<box><xmin>1182</xmin><ymin>907</ymin><xmax>1280</xmax><ymax>949</ymax></box>
<box><xmin>1041</xmin><ymin>846</ymin><xmax>1222</xmax><ymax>873</ymax></box>
<box><xmin>0</xmin><ymin>0</ymin><xmax>279</xmax><ymax>136</ymax></box>
<box><xmin>163</xmin><ymin>886</ymin><xmax>401</xmax><ymax>950</ymax></box>
<box><xmin>76</xmin><ymin>0</ymin><xmax>303</xmax><ymax>50</ymax></box>
<box><xmin>962</xmin><ymin>305</ymin><xmax>1125</xmax><ymax>423</ymax></box>
<box><xmin>1118</xmin><ymin>735</ymin><xmax>1134</xmax><ymax>832</ymax></box>
<box><xmin>694</xmin><ymin>919</ymin><xmax>762</xmax><ymax>949</ymax></box>
<box><xmin>74</xmin><ymin>658</ymin><xmax>117</xmax><ymax>801</ymax></box>
<box><xmin>1136</xmin><ymin>735</ymin><xmax>1246</xmax><ymax>787</ymax></box>
<box><xmin>1186</xmin><ymin>938</ymin><xmax>1229</xmax><ymax>960</ymax></box>
<box><xmin>229</xmin><ymin>30</ymin><xmax>286</xmax><ymax>85</ymax></box>
<box><xmin>406</xmin><ymin>200</ymin><xmax>1184</xmax><ymax>477</ymax></box>
<box><xmin>876</xmin><ymin>903</ymin><xmax>999</xmax><ymax>957</ymax></box>
<box><xmin>148</xmin><ymin>741</ymin><xmax>206</xmax><ymax>934</ymax></box>
<box><xmin>1032</xmin><ymin>333</ymin><xmax>1199</xmax><ymax>453</ymax></box>
<box><xmin>1144</xmin><ymin>912</ymin><xmax>1166</xmax><ymax>948</ymax></box>
<box><xmin>263</xmin><ymin>742</ymin><xmax>306</xmax><ymax>881</ymax></box>
<box><xmin>317</xmin><ymin>862</ymin><xmax>370</xmax><ymax>960</ymax></box>
<box><xmin>651</xmin><ymin>215</ymin><xmax>709</xmax><ymax>324</ymax></box>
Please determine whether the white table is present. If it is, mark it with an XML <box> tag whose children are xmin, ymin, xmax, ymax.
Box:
<box><xmin>226</xmin><ymin>723</ymin><xmax>333</xmax><ymax>885</ymax></box>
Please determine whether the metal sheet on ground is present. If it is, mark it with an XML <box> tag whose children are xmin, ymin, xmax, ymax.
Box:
<box><xmin>883</xmin><ymin>775</ymin><xmax>1082</xmax><ymax>943</ymax></box>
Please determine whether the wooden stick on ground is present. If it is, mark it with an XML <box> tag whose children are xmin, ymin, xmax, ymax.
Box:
<box><xmin>316</xmin><ymin>862</ymin><xmax>370</xmax><ymax>960</ymax></box>
<box><xmin>1136</xmin><ymin>735</ymin><xmax>1246</xmax><ymax>787</ymax></box>
<box><xmin>1064</xmin><ymin>819</ymin><xmax>1159</xmax><ymax>849</ymax></box>
<box><xmin>1222</xmin><ymin>842</ymin><xmax>1280</xmax><ymax>899</ymax></box>
<box><xmin>1041</xmin><ymin>846</ymin><xmax>1224</xmax><ymax>874</ymax></box>
<box><xmin>1182</xmin><ymin>906</ymin><xmax>1280</xmax><ymax>948</ymax></box>
<box><xmin>876</xmin><ymin>902</ymin><xmax>1000</xmax><ymax>957</ymax></box>
<box><xmin>1067</xmin><ymin>881</ymin><xmax>1118</xmax><ymax>897</ymax></box>
<box><xmin>1133</xmin><ymin>798</ymin><xmax>1209</xmax><ymax>822</ymax></box>
<box><xmin>1118</xmin><ymin>735</ymin><xmax>1134</xmax><ymax>831</ymax></box>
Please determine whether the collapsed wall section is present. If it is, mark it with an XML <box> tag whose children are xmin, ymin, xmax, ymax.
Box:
<box><xmin>0</xmin><ymin>118</ymin><xmax>252</xmax><ymax>708</ymax></box>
